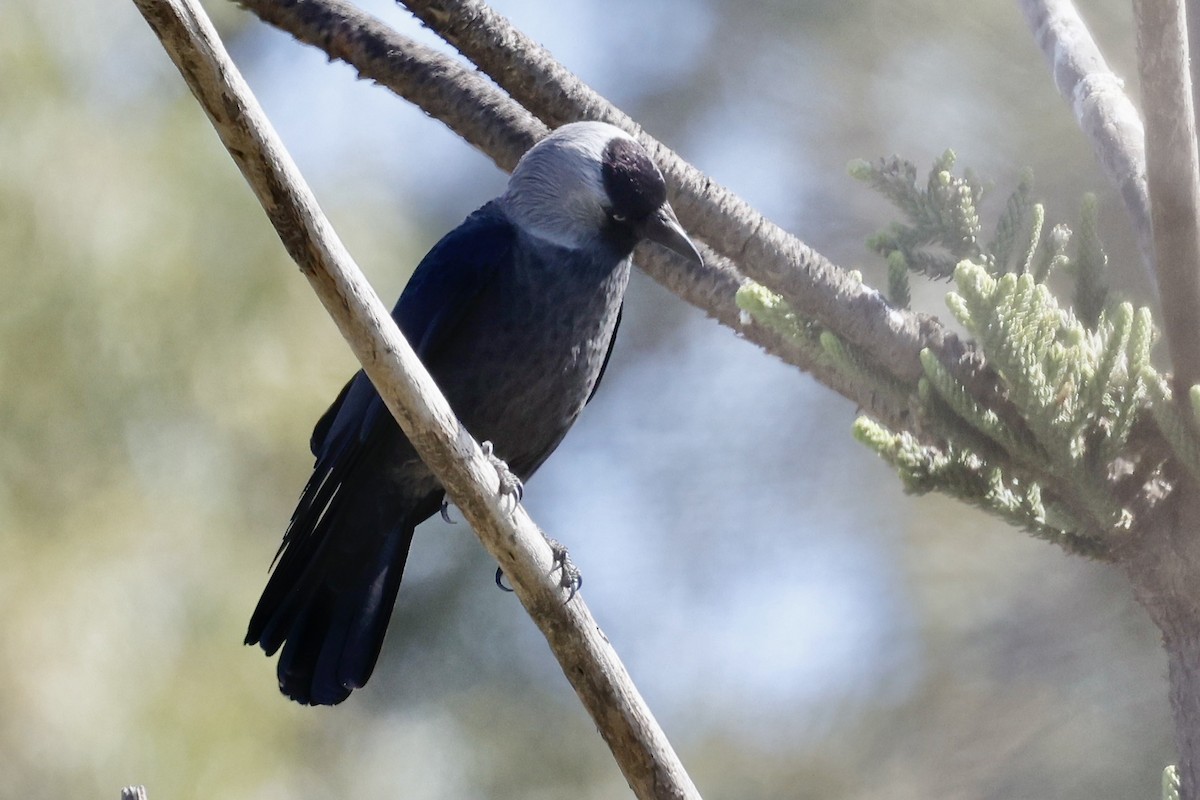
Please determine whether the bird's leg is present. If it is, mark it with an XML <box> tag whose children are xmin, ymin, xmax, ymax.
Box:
<box><xmin>479</xmin><ymin>441</ymin><xmax>579</xmax><ymax>598</ymax></box>
<box><xmin>480</xmin><ymin>440</ymin><xmax>524</xmax><ymax>514</ymax></box>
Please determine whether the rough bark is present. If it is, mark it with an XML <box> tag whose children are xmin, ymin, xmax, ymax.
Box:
<box><xmin>1131</xmin><ymin>0</ymin><xmax>1200</xmax><ymax>793</ymax></box>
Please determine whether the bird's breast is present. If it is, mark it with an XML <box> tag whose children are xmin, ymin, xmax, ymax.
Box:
<box><xmin>430</xmin><ymin>250</ymin><xmax>630</xmax><ymax>477</ymax></box>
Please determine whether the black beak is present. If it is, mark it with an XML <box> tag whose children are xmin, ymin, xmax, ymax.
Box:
<box><xmin>638</xmin><ymin>204</ymin><xmax>703</xmax><ymax>266</ymax></box>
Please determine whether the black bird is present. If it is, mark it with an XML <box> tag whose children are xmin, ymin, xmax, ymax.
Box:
<box><xmin>245</xmin><ymin>121</ymin><xmax>703</xmax><ymax>705</ymax></box>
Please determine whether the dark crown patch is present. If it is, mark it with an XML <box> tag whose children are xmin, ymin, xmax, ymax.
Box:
<box><xmin>600</xmin><ymin>138</ymin><xmax>667</xmax><ymax>223</ymax></box>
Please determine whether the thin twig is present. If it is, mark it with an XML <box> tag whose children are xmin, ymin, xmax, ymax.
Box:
<box><xmin>130</xmin><ymin>1</ymin><xmax>700</xmax><ymax>797</ymax></box>
<box><xmin>1017</xmin><ymin>0</ymin><xmax>1156</xmax><ymax>283</ymax></box>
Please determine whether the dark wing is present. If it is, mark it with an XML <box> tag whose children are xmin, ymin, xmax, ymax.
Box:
<box><xmin>248</xmin><ymin>204</ymin><xmax>516</xmax><ymax>657</ymax></box>
<box><xmin>585</xmin><ymin>302</ymin><xmax>622</xmax><ymax>405</ymax></box>
<box><xmin>308</xmin><ymin>203</ymin><xmax>517</xmax><ymax>462</ymax></box>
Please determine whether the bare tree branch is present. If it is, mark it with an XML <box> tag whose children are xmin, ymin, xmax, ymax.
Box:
<box><xmin>240</xmin><ymin>0</ymin><xmax>543</xmax><ymax>170</ymax></box>
<box><xmin>383</xmin><ymin>2</ymin><xmax>1110</xmax><ymax>516</ymax></box>
<box><xmin>1135</xmin><ymin>0</ymin><xmax>1200</xmax><ymax>393</ymax></box>
<box><xmin>1188</xmin><ymin>0</ymin><xmax>1200</xmax><ymax>107</ymax></box>
<box><xmin>235</xmin><ymin>0</ymin><xmax>914</xmax><ymax>430</ymax></box>
<box><xmin>130</xmin><ymin>1</ymin><xmax>700</xmax><ymax>797</ymax></box>
<box><xmin>242</xmin><ymin>0</ymin><xmax>1158</xmax><ymax>549</ymax></box>
<box><xmin>392</xmin><ymin>0</ymin><xmax>940</xmax><ymax>387</ymax></box>
<box><xmin>1018</xmin><ymin>0</ymin><xmax>1157</xmax><ymax>283</ymax></box>
<box><xmin>1129</xmin><ymin>1</ymin><xmax>1200</xmax><ymax>795</ymax></box>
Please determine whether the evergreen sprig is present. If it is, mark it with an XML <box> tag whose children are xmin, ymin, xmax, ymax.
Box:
<box><xmin>848</xmin><ymin>155</ymin><xmax>1178</xmax><ymax>547</ymax></box>
<box><xmin>988</xmin><ymin>168</ymin><xmax>1034</xmax><ymax>272</ymax></box>
<box><xmin>735</xmin><ymin>281</ymin><xmax>911</xmax><ymax>407</ymax></box>
<box><xmin>850</xmin><ymin>152</ymin><xmax>989</xmax><ymax>305</ymax></box>
<box><xmin>734</xmin><ymin>281</ymin><xmax>822</xmax><ymax>354</ymax></box>
<box><xmin>937</xmin><ymin>262</ymin><xmax>1147</xmax><ymax>529</ymax></box>
<box><xmin>1164</xmin><ymin>766</ymin><xmax>1181</xmax><ymax>800</ymax></box>
<box><xmin>851</xmin><ymin>156</ymin><xmax>1108</xmax><ymax>313</ymax></box>
<box><xmin>1145</xmin><ymin>370</ymin><xmax>1200</xmax><ymax>483</ymax></box>
<box><xmin>852</xmin><ymin>418</ymin><xmax>1105</xmax><ymax>557</ymax></box>
<box><xmin>1073</xmin><ymin>194</ymin><xmax>1109</xmax><ymax>327</ymax></box>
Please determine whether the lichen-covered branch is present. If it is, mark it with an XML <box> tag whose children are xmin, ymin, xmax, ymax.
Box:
<box><xmin>236</xmin><ymin>0</ymin><xmax>542</xmax><ymax>171</ymax></box>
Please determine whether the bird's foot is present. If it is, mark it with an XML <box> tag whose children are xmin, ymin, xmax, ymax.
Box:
<box><xmin>481</xmin><ymin>440</ymin><xmax>524</xmax><ymax>514</ymax></box>
<box><xmin>495</xmin><ymin>567</ymin><xmax>513</xmax><ymax>592</ymax></box>
<box><xmin>546</xmin><ymin>535</ymin><xmax>583</xmax><ymax>600</ymax></box>
<box><xmin>493</xmin><ymin>536</ymin><xmax>582</xmax><ymax>600</ymax></box>
<box><xmin>439</xmin><ymin>497</ymin><xmax>456</xmax><ymax>524</ymax></box>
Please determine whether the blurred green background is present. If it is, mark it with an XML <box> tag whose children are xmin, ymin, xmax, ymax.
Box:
<box><xmin>0</xmin><ymin>0</ymin><xmax>1173</xmax><ymax>797</ymax></box>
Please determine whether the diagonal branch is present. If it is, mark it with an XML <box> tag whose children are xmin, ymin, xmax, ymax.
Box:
<box><xmin>396</xmin><ymin>0</ymin><xmax>936</xmax><ymax>388</ymax></box>
<box><xmin>241</xmin><ymin>0</ymin><xmax>544</xmax><ymax>171</ymax></box>
<box><xmin>236</xmin><ymin>0</ymin><xmax>913</xmax><ymax>430</ymax></box>
<box><xmin>388</xmin><ymin>0</ymin><xmax>1142</xmax><ymax>536</ymax></box>
<box><xmin>385</xmin><ymin>2</ymin><xmax>1094</xmax><ymax>513</ymax></box>
<box><xmin>130</xmin><ymin>1</ymin><xmax>700</xmax><ymax>797</ymax></box>
<box><xmin>236</xmin><ymin>0</ymin><xmax>1161</xmax><ymax>544</ymax></box>
<box><xmin>1190</xmin><ymin>0</ymin><xmax>1200</xmax><ymax>107</ymax></box>
<box><xmin>1017</xmin><ymin>0</ymin><xmax>1157</xmax><ymax>283</ymax></box>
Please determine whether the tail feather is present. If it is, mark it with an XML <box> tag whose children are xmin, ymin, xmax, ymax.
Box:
<box><xmin>274</xmin><ymin>528</ymin><xmax>412</xmax><ymax>705</ymax></box>
<box><xmin>246</xmin><ymin>459</ymin><xmax>437</xmax><ymax>705</ymax></box>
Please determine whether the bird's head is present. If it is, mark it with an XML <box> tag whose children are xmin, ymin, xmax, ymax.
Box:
<box><xmin>501</xmin><ymin>121</ymin><xmax>702</xmax><ymax>265</ymax></box>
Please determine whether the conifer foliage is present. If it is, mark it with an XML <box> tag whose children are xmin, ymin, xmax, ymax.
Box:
<box><xmin>738</xmin><ymin>155</ymin><xmax>1200</xmax><ymax>559</ymax></box>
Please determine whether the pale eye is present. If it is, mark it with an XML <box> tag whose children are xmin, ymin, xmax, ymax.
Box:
<box><xmin>611</xmin><ymin>213</ymin><xmax>627</xmax><ymax>223</ymax></box>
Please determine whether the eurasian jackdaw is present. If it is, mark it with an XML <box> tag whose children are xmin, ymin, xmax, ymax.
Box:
<box><xmin>245</xmin><ymin>121</ymin><xmax>702</xmax><ymax>705</ymax></box>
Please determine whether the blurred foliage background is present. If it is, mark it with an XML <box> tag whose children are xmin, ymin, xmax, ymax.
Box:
<box><xmin>0</xmin><ymin>0</ymin><xmax>1175</xmax><ymax>797</ymax></box>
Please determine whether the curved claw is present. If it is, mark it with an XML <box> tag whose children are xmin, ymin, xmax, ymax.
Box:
<box><xmin>561</xmin><ymin>573</ymin><xmax>582</xmax><ymax>601</ymax></box>
<box><xmin>546</xmin><ymin>536</ymin><xmax>583</xmax><ymax>600</ymax></box>
<box><xmin>494</xmin><ymin>549</ymin><xmax>581</xmax><ymax>598</ymax></box>
<box><xmin>495</xmin><ymin>567</ymin><xmax>514</xmax><ymax>593</ymax></box>
<box><xmin>481</xmin><ymin>440</ymin><xmax>524</xmax><ymax>514</ymax></box>
<box><xmin>439</xmin><ymin>498</ymin><xmax>456</xmax><ymax>524</ymax></box>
